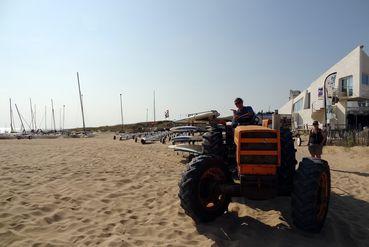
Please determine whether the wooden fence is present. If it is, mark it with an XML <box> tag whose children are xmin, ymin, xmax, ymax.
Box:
<box><xmin>326</xmin><ymin>129</ymin><xmax>369</xmax><ymax>146</ymax></box>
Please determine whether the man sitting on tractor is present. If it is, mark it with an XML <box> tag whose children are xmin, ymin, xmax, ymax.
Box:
<box><xmin>231</xmin><ymin>97</ymin><xmax>256</xmax><ymax>127</ymax></box>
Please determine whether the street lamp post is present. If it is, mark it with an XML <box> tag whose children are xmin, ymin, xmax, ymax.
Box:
<box><xmin>323</xmin><ymin>72</ymin><xmax>337</xmax><ymax>127</ymax></box>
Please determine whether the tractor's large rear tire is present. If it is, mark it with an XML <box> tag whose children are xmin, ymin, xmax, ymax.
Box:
<box><xmin>202</xmin><ymin>128</ymin><xmax>224</xmax><ymax>156</ymax></box>
<box><xmin>277</xmin><ymin>129</ymin><xmax>297</xmax><ymax>195</ymax></box>
<box><xmin>178</xmin><ymin>155</ymin><xmax>232</xmax><ymax>223</ymax></box>
<box><xmin>292</xmin><ymin>158</ymin><xmax>331</xmax><ymax>233</ymax></box>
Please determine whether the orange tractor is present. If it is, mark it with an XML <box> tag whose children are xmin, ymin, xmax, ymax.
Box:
<box><xmin>178</xmin><ymin>121</ymin><xmax>330</xmax><ymax>233</ymax></box>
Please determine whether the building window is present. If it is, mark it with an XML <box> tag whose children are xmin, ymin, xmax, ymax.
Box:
<box><xmin>340</xmin><ymin>76</ymin><xmax>353</xmax><ymax>96</ymax></box>
<box><xmin>358</xmin><ymin>100</ymin><xmax>369</xmax><ymax>107</ymax></box>
<box><xmin>363</xmin><ymin>73</ymin><xmax>369</xmax><ymax>86</ymax></box>
<box><xmin>293</xmin><ymin>98</ymin><xmax>303</xmax><ymax>112</ymax></box>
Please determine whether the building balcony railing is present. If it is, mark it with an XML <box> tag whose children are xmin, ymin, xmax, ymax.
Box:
<box><xmin>312</xmin><ymin>100</ymin><xmax>324</xmax><ymax>113</ymax></box>
<box><xmin>347</xmin><ymin>106</ymin><xmax>369</xmax><ymax>114</ymax></box>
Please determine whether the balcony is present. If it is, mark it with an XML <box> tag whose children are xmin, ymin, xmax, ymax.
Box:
<box><xmin>347</xmin><ymin>106</ymin><xmax>369</xmax><ymax>115</ymax></box>
<box><xmin>336</xmin><ymin>90</ymin><xmax>357</xmax><ymax>99</ymax></box>
<box><xmin>312</xmin><ymin>100</ymin><xmax>324</xmax><ymax>112</ymax></box>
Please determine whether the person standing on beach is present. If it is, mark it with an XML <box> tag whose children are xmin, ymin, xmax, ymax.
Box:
<box><xmin>308</xmin><ymin>121</ymin><xmax>325</xmax><ymax>158</ymax></box>
<box><xmin>231</xmin><ymin>97</ymin><xmax>256</xmax><ymax>127</ymax></box>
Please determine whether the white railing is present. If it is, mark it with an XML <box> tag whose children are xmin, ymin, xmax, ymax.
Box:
<box><xmin>312</xmin><ymin>100</ymin><xmax>324</xmax><ymax>113</ymax></box>
<box><xmin>347</xmin><ymin>106</ymin><xmax>369</xmax><ymax>114</ymax></box>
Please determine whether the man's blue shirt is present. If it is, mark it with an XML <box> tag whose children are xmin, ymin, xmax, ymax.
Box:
<box><xmin>232</xmin><ymin>106</ymin><xmax>255</xmax><ymax>127</ymax></box>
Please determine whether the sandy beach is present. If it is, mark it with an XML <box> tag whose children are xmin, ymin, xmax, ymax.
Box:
<box><xmin>1</xmin><ymin>134</ymin><xmax>369</xmax><ymax>247</ymax></box>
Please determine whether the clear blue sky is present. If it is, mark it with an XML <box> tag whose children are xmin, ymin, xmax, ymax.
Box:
<box><xmin>1</xmin><ymin>0</ymin><xmax>369</xmax><ymax>129</ymax></box>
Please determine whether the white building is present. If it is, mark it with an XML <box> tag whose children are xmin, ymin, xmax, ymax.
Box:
<box><xmin>279</xmin><ymin>45</ymin><xmax>369</xmax><ymax>130</ymax></box>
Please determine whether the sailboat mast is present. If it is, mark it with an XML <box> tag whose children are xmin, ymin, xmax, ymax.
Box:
<box><xmin>29</xmin><ymin>98</ymin><xmax>34</xmax><ymax>130</ymax></box>
<box><xmin>15</xmin><ymin>104</ymin><xmax>25</xmax><ymax>132</ymax></box>
<box><xmin>153</xmin><ymin>90</ymin><xmax>156</xmax><ymax>123</ymax></box>
<box><xmin>77</xmin><ymin>72</ymin><xmax>86</xmax><ymax>133</ymax></box>
<box><xmin>34</xmin><ymin>104</ymin><xmax>37</xmax><ymax>130</ymax></box>
<box><xmin>59</xmin><ymin>108</ymin><xmax>62</xmax><ymax>131</ymax></box>
<box><xmin>9</xmin><ymin>98</ymin><xmax>14</xmax><ymax>132</ymax></box>
<box><xmin>45</xmin><ymin>106</ymin><xmax>47</xmax><ymax>130</ymax></box>
<box><xmin>120</xmin><ymin>93</ymin><xmax>124</xmax><ymax>132</ymax></box>
<box><xmin>51</xmin><ymin>99</ymin><xmax>56</xmax><ymax>132</ymax></box>
<box><xmin>62</xmin><ymin>105</ymin><xmax>65</xmax><ymax>131</ymax></box>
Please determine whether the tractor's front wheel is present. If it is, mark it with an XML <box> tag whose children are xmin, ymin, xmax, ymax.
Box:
<box><xmin>178</xmin><ymin>155</ymin><xmax>232</xmax><ymax>223</ymax></box>
<box><xmin>202</xmin><ymin>128</ymin><xmax>224</xmax><ymax>156</ymax></box>
<box><xmin>277</xmin><ymin>129</ymin><xmax>297</xmax><ymax>196</ymax></box>
<box><xmin>292</xmin><ymin>158</ymin><xmax>331</xmax><ymax>233</ymax></box>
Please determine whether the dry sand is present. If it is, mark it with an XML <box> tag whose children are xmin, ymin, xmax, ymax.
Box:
<box><xmin>0</xmin><ymin>133</ymin><xmax>368</xmax><ymax>247</ymax></box>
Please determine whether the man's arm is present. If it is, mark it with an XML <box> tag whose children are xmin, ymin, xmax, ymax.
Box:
<box><xmin>231</xmin><ymin>109</ymin><xmax>238</xmax><ymax>120</ymax></box>
<box><xmin>232</xmin><ymin>106</ymin><xmax>255</xmax><ymax>122</ymax></box>
<box><xmin>237</xmin><ymin>112</ymin><xmax>253</xmax><ymax>119</ymax></box>
<box><xmin>240</xmin><ymin>106</ymin><xmax>255</xmax><ymax>118</ymax></box>
<box><xmin>320</xmin><ymin>130</ymin><xmax>326</xmax><ymax>146</ymax></box>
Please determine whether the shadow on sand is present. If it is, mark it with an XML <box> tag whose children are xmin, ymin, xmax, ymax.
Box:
<box><xmin>331</xmin><ymin>169</ymin><xmax>369</xmax><ymax>178</ymax></box>
<box><xmin>196</xmin><ymin>192</ymin><xmax>369</xmax><ymax>247</ymax></box>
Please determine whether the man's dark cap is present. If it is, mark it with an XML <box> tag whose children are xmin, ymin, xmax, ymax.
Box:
<box><xmin>313</xmin><ymin>120</ymin><xmax>319</xmax><ymax>126</ymax></box>
<box><xmin>234</xmin><ymin>98</ymin><xmax>243</xmax><ymax>103</ymax></box>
